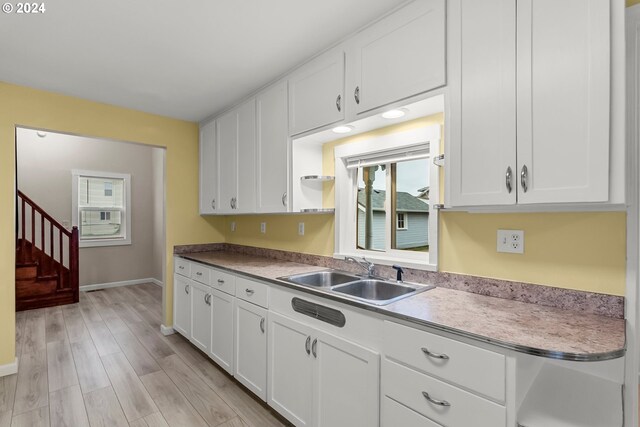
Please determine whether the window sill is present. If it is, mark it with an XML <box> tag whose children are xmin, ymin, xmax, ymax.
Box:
<box><xmin>80</xmin><ymin>238</ymin><xmax>131</xmax><ymax>248</ymax></box>
<box><xmin>334</xmin><ymin>252</ymin><xmax>437</xmax><ymax>272</ymax></box>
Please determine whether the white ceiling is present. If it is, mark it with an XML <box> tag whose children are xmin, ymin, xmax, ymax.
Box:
<box><xmin>0</xmin><ymin>0</ymin><xmax>407</xmax><ymax>122</ymax></box>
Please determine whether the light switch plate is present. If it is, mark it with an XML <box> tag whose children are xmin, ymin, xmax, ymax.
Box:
<box><xmin>298</xmin><ymin>222</ymin><xmax>305</xmax><ymax>236</ymax></box>
<box><xmin>230</xmin><ymin>221</ymin><xmax>236</xmax><ymax>232</ymax></box>
<box><xmin>497</xmin><ymin>229</ymin><xmax>524</xmax><ymax>254</ymax></box>
<box><xmin>260</xmin><ymin>222</ymin><xmax>266</xmax><ymax>234</ymax></box>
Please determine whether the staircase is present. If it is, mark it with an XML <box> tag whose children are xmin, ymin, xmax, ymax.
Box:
<box><xmin>16</xmin><ymin>190</ymin><xmax>79</xmax><ymax>311</ymax></box>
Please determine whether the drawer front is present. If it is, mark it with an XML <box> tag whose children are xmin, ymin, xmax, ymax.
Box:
<box><xmin>190</xmin><ymin>263</ymin><xmax>210</xmax><ymax>284</ymax></box>
<box><xmin>210</xmin><ymin>269</ymin><xmax>236</xmax><ymax>295</ymax></box>
<box><xmin>382</xmin><ymin>396</ymin><xmax>442</xmax><ymax>427</ymax></box>
<box><xmin>383</xmin><ymin>359</ymin><xmax>506</xmax><ymax>427</ymax></box>
<box><xmin>174</xmin><ymin>257</ymin><xmax>191</xmax><ymax>277</ymax></box>
<box><xmin>384</xmin><ymin>321</ymin><xmax>505</xmax><ymax>402</ymax></box>
<box><xmin>235</xmin><ymin>277</ymin><xmax>269</xmax><ymax>308</ymax></box>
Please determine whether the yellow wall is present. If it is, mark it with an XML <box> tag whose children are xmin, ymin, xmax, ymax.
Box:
<box><xmin>0</xmin><ymin>81</ymin><xmax>225</xmax><ymax>366</ymax></box>
<box><xmin>628</xmin><ymin>0</ymin><xmax>640</xmax><ymax>7</ymax></box>
<box><xmin>224</xmin><ymin>115</ymin><xmax>626</xmax><ymax>297</ymax></box>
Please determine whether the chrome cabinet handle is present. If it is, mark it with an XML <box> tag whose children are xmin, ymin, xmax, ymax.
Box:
<box><xmin>336</xmin><ymin>94</ymin><xmax>342</xmax><ymax>112</ymax></box>
<box><xmin>184</xmin><ymin>285</ymin><xmax>189</xmax><ymax>294</ymax></box>
<box><xmin>354</xmin><ymin>86</ymin><xmax>360</xmax><ymax>104</ymax></box>
<box><xmin>260</xmin><ymin>317</ymin><xmax>265</xmax><ymax>333</ymax></box>
<box><xmin>311</xmin><ymin>338</ymin><xmax>318</xmax><ymax>358</ymax></box>
<box><xmin>211</xmin><ymin>198</ymin><xmax>215</xmax><ymax>210</ymax></box>
<box><xmin>205</xmin><ymin>294</ymin><xmax>211</xmax><ymax>306</ymax></box>
<box><xmin>305</xmin><ymin>336</ymin><xmax>311</xmax><ymax>355</ymax></box>
<box><xmin>282</xmin><ymin>192</ymin><xmax>287</xmax><ymax>207</ymax></box>
<box><xmin>230</xmin><ymin>198</ymin><xmax>234</xmax><ymax>208</ymax></box>
<box><xmin>422</xmin><ymin>391</ymin><xmax>451</xmax><ymax>407</ymax></box>
<box><xmin>245</xmin><ymin>288</ymin><xmax>254</xmax><ymax>296</ymax></box>
<box><xmin>421</xmin><ymin>347</ymin><xmax>449</xmax><ymax>360</ymax></box>
<box><xmin>196</xmin><ymin>271</ymin><xmax>202</xmax><ymax>276</ymax></box>
<box><xmin>217</xmin><ymin>279</ymin><xmax>225</xmax><ymax>284</ymax></box>
<box><xmin>521</xmin><ymin>165</ymin><xmax>528</xmax><ymax>193</ymax></box>
<box><xmin>178</xmin><ymin>265</ymin><xmax>184</xmax><ymax>270</ymax></box>
<box><xmin>505</xmin><ymin>166</ymin><xmax>513</xmax><ymax>194</ymax></box>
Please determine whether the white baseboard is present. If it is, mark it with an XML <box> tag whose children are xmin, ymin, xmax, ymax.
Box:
<box><xmin>80</xmin><ymin>278</ymin><xmax>160</xmax><ymax>292</ymax></box>
<box><xmin>0</xmin><ymin>358</ymin><xmax>18</xmax><ymax>377</ymax></box>
<box><xmin>150</xmin><ymin>278</ymin><xmax>164</xmax><ymax>288</ymax></box>
<box><xmin>160</xmin><ymin>324</ymin><xmax>175</xmax><ymax>336</ymax></box>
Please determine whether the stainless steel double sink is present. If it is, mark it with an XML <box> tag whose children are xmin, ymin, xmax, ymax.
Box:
<box><xmin>278</xmin><ymin>270</ymin><xmax>434</xmax><ymax>306</ymax></box>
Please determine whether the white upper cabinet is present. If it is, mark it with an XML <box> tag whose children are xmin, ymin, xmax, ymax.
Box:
<box><xmin>516</xmin><ymin>0</ymin><xmax>610</xmax><ymax>204</ymax></box>
<box><xmin>217</xmin><ymin>98</ymin><xmax>257</xmax><ymax>214</ymax></box>
<box><xmin>288</xmin><ymin>49</ymin><xmax>345</xmax><ymax>136</ymax></box>
<box><xmin>199</xmin><ymin>120</ymin><xmax>218</xmax><ymax>214</ymax></box>
<box><xmin>447</xmin><ymin>0</ymin><xmax>614</xmax><ymax>208</ymax></box>
<box><xmin>448</xmin><ymin>0</ymin><xmax>517</xmax><ymax>206</ymax></box>
<box><xmin>257</xmin><ymin>81</ymin><xmax>289</xmax><ymax>212</ymax></box>
<box><xmin>349</xmin><ymin>0</ymin><xmax>446</xmax><ymax>116</ymax></box>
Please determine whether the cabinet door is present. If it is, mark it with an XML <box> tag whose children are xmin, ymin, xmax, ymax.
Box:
<box><xmin>351</xmin><ymin>0</ymin><xmax>445</xmax><ymax>115</ymax></box>
<box><xmin>257</xmin><ymin>81</ymin><xmax>289</xmax><ymax>213</ymax></box>
<box><xmin>209</xmin><ymin>288</ymin><xmax>234</xmax><ymax>375</ymax></box>
<box><xmin>289</xmin><ymin>50</ymin><xmax>345</xmax><ymax>136</ymax></box>
<box><xmin>236</xmin><ymin>98</ymin><xmax>257</xmax><ymax>213</ymax></box>
<box><xmin>190</xmin><ymin>281</ymin><xmax>212</xmax><ymax>353</ymax></box>
<box><xmin>268</xmin><ymin>312</ymin><xmax>314</xmax><ymax>427</ymax></box>
<box><xmin>217</xmin><ymin>108</ymin><xmax>238</xmax><ymax>214</ymax></box>
<box><xmin>313</xmin><ymin>330</ymin><xmax>380</xmax><ymax>427</ymax></box>
<box><xmin>173</xmin><ymin>274</ymin><xmax>192</xmax><ymax>337</ymax></box>
<box><xmin>234</xmin><ymin>299</ymin><xmax>268</xmax><ymax>400</ymax></box>
<box><xmin>199</xmin><ymin>120</ymin><xmax>218</xmax><ymax>214</ymax></box>
<box><xmin>516</xmin><ymin>0</ymin><xmax>610</xmax><ymax>204</ymax></box>
<box><xmin>447</xmin><ymin>0</ymin><xmax>517</xmax><ymax>207</ymax></box>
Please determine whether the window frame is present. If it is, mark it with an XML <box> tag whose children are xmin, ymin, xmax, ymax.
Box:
<box><xmin>334</xmin><ymin>125</ymin><xmax>440</xmax><ymax>271</ymax></box>
<box><xmin>72</xmin><ymin>170</ymin><xmax>132</xmax><ymax>248</ymax></box>
<box><xmin>396</xmin><ymin>213</ymin><xmax>408</xmax><ymax>230</ymax></box>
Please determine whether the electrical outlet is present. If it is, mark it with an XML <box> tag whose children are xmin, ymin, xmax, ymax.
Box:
<box><xmin>497</xmin><ymin>229</ymin><xmax>524</xmax><ymax>254</ymax></box>
<box><xmin>230</xmin><ymin>221</ymin><xmax>236</xmax><ymax>232</ymax></box>
<box><xmin>298</xmin><ymin>222</ymin><xmax>305</xmax><ymax>236</ymax></box>
<box><xmin>260</xmin><ymin>222</ymin><xmax>266</xmax><ymax>234</ymax></box>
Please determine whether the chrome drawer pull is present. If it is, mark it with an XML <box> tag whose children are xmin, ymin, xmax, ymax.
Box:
<box><xmin>311</xmin><ymin>338</ymin><xmax>318</xmax><ymax>358</ymax></box>
<box><xmin>421</xmin><ymin>347</ymin><xmax>449</xmax><ymax>360</ymax></box>
<box><xmin>422</xmin><ymin>391</ymin><xmax>451</xmax><ymax>407</ymax></box>
<box><xmin>185</xmin><ymin>285</ymin><xmax>189</xmax><ymax>294</ymax></box>
<box><xmin>178</xmin><ymin>265</ymin><xmax>184</xmax><ymax>270</ymax></box>
<box><xmin>217</xmin><ymin>279</ymin><xmax>225</xmax><ymax>284</ymax></box>
<box><xmin>196</xmin><ymin>271</ymin><xmax>202</xmax><ymax>276</ymax></box>
<box><xmin>260</xmin><ymin>317</ymin><xmax>265</xmax><ymax>333</ymax></box>
<box><xmin>245</xmin><ymin>289</ymin><xmax>255</xmax><ymax>295</ymax></box>
<box><xmin>305</xmin><ymin>336</ymin><xmax>311</xmax><ymax>355</ymax></box>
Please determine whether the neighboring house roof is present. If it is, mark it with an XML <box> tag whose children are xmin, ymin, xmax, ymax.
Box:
<box><xmin>357</xmin><ymin>189</ymin><xmax>429</xmax><ymax>213</ymax></box>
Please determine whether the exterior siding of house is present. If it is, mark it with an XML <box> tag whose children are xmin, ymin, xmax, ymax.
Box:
<box><xmin>357</xmin><ymin>210</ymin><xmax>429</xmax><ymax>251</ymax></box>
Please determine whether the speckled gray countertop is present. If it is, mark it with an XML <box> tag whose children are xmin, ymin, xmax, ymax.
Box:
<box><xmin>180</xmin><ymin>251</ymin><xmax>625</xmax><ymax>361</ymax></box>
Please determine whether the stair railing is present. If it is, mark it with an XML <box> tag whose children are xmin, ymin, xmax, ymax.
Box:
<box><xmin>17</xmin><ymin>190</ymin><xmax>79</xmax><ymax>298</ymax></box>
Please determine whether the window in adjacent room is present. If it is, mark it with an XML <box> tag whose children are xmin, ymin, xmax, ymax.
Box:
<box><xmin>335</xmin><ymin>124</ymin><xmax>440</xmax><ymax>270</ymax></box>
<box><xmin>72</xmin><ymin>170</ymin><xmax>131</xmax><ymax>247</ymax></box>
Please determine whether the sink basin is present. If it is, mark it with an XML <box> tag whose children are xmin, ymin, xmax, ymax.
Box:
<box><xmin>282</xmin><ymin>270</ymin><xmax>361</xmax><ymax>288</ymax></box>
<box><xmin>332</xmin><ymin>280</ymin><xmax>434</xmax><ymax>305</ymax></box>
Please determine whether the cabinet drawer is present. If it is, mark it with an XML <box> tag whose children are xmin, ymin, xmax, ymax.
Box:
<box><xmin>384</xmin><ymin>321</ymin><xmax>505</xmax><ymax>402</ymax></box>
<box><xmin>175</xmin><ymin>258</ymin><xmax>191</xmax><ymax>277</ymax></box>
<box><xmin>383</xmin><ymin>359</ymin><xmax>506</xmax><ymax>427</ymax></box>
<box><xmin>235</xmin><ymin>277</ymin><xmax>269</xmax><ymax>308</ymax></box>
<box><xmin>190</xmin><ymin>263</ymin><xmax>210</xmax><ymax>284</ymax></box>
<box><xmin>382</xmin><ymin>396</ymin><xmax>442</xmax><ymax>427</ymax></box>
<box><xmin>210</xmin><ymin>269</ymin><xmax>236</xmax><ymax>295</ymax></box>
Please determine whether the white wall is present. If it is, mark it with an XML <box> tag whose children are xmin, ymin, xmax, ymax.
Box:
<box><xmin>16</xmin><ymin>128</ymin><xmax>165</xmax><ymax>286</ymax></box>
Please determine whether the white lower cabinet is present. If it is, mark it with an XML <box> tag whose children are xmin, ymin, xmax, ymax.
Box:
<box><xmin>190</xmin><ymin>281</ymin><xmax>212</xmax><ymax>353</ymax></box>
<box><xmin>382</xmin><ymin>396</ymin><xmax>442</xmax><ymax>427</ymax></box>
<box><xmin>268</xmin><ymin>312</ymin><xmax>379</xmax><ymax>427</ymax></box>
<box><xmin>173</xmin><ymin>273</ymin><xmax>192</xmax><ymax>337</ymax></box>
<box><xmin>209</xmin><ymin>288</ymin><xmax>235</xmax><ymax>375</ymax></box>
<box><xmin>234</xmin><ymin>298</ymin><xmax>268</xmax><ymax>400</ymax></box>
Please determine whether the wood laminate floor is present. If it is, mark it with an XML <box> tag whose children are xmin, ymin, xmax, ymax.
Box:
<box><xmin>1</xmin><ymin>284</ymin><xmax>290</xmax><ymax>427</ymax></box>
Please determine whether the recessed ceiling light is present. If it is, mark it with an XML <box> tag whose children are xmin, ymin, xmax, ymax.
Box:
<box><xmin>36</xmin><ymin>131</ymin><xmax>47</xmax><ymax>138</ymax></box>
<box><xmin>332</xmin><ymin>125</ymin><xmax>354</xmax><ymax>134</ymax></box>
<box><xmin>381</xmin><ymin>108</ymin><xmax>408</xmax><ymax>119</ymax></box>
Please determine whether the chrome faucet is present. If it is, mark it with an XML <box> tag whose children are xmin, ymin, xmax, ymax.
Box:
<box><xmin>345</xmin><ymin>256</ymin><xmax>376</xmax><ymax>277</ymax></box>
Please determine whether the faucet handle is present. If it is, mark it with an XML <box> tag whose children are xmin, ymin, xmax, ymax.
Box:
<box><xmin>392</xmin><ymin>265</ymin><xmax>405</xmax><ymax>282</ymax></box>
